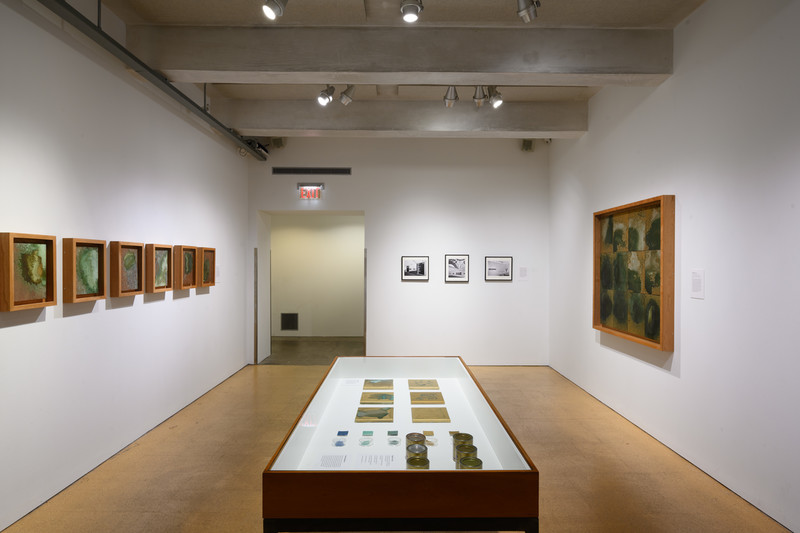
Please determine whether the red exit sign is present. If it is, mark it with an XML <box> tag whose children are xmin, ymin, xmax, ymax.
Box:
<box><xmin>298</xmin><ymin>183</ymin><xmax>324</xmax><ymax>199</ymax></box>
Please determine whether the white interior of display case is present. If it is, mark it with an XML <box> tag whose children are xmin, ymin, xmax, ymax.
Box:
<box><xmin>270</xmin><ymin>357</ymin><xmax>531</xmax><ymax>471</ymax></box>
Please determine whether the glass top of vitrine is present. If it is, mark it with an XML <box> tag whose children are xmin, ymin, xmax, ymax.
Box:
<box><xmin>268</xmin><ymin>356</ymin><xmax>532</xmax><ymax>472</ymax></box>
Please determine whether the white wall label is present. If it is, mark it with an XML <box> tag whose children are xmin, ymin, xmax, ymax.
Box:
<box><xmin>691</xmin><ymin>269</ymin><xmax>705</xmax><ymax>299</ymax></box>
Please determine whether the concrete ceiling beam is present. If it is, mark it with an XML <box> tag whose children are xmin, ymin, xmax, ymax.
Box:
<box><xmin>127</xmin><ymin>26</ymin><xmax>672</xmax><ymax>87</ymax></box>
<box><xmin>219</xmin><ymin>100</ymin><xmax>588</xmax><ymax>139</ymax></box>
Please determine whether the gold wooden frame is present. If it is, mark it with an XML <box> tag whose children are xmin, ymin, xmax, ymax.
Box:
<box><xmin>1</xmin><ymin>233</ymin><xmax>57</xmax><ymax>311</ymax></box>
<box><xmin>145</xmin><ymin>244</ymin><xmax>173</xmax><ymax>293</ymax></box>
<box><xmin>593</xmin><ymin>195</ymin><xmax>675</xmax><ymax>351</ymax></box>
<box><xmin>174</xmin><ymin>245</ymin><xmax>199</xmax><ymax>290</ymax></box>
<box><xmin>110</xmin><ymin>241</ymin><xmax>144</xmax><ymax>297</ymax></box>
<box><xmin>199</xmin><ymin>247</ymin><xmax>216</xmax><ymax>288</ymax></box>
<box><xmin>63</xmin><ymin>238</ymin><xmax>106</xmax><ymax>303</ymax></box>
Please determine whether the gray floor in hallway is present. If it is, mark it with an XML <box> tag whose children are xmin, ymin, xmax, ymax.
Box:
<box><xmin>260</xmin><ymin>336</ymin><xmax>366</xmax><ymax>365</ymax></box>
<box><xmin>5</xmin><ymin>347</ymin><xmax>789</xmax><ymax>532</ymax></box>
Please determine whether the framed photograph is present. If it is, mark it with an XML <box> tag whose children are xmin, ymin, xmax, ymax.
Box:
<box><xmin>145</xmin><ymin>244</ymin><xmax>173</xmax><ymax>293</ymax></box>
<box><xmin>1</xmin><ymin>233</ymin><xmax>57</xmax><ymax>312</ymax></box>
<box><xmin>199</xmin><ymin>247</ymin><xmax>216</xmax><ymax>287</ymax></box>
<box><xmin>110</xmin><ymin>241</ymin><xmax>144</xmax><ymax>297</ymax></box>
<box><xmin>445</xmin><ymin>254</ymin><xmax>469</xmax><ymax>283</ymax></box>
<box><xmin>485</xmin><ymin>256</ymin><xmax>513</xmax><ymax>281</ymax></box>
<box><xmin>63</xmin><ymin>238</ymin><xmax>106</xmax><ymax>303</ymax></box>
<box><xmin>401</xmin><ymin>256</ymin><xmax>429</xmax><ymax>281</ymax></box>
<box><xmin>174</xmin><ymin>245</ymin><xmax>199</xmax><ymax>290</ymax></box>
<box><xmin>593</xmin><ymin>195</ymin><xmax>675</xmax><ymax>351</ymax></box>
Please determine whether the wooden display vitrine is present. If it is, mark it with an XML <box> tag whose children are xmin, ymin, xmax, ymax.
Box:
<box><xmin>263</xmin><ymin>356</ymin><xmax>539</xmax><ymax>533</ymax></box>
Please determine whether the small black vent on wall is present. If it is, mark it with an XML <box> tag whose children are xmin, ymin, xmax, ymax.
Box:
<box><xmin>281</xmin><ymin>313</ymin><xmax>299</xmax><ymax>331</ymax></box>
<box><xmin>272</xmin><ymin>167</ymin><xmax>352</xmax><ymax>175</ymax></box>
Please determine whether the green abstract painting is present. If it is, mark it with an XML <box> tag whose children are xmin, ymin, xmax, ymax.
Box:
<box><xmin>203</xmin><ymin>250</ymin><xmax>214</xmax><ymax>284</ymax></box>
<box><xmin>76</xmin><ymin>245</ymin><xmax>100</xmax><ymax>296</ymax></box>
<box><xmin>154</xmin><ymin>248</ymin><xmax>169</xmax><ymax>288</ymax></box>
<box><xmin>598</xmin><ymin>206</ymin><xmax>662</xmax><ymax>343</ymax></box>
<box><xmin>183</xmin><ymin>249</ymin><xmax>195</xmax><ymax>286</ymax></box>
<box><xmin>121</xmin><ymin>247</ymin><xmax>140</xmax><ymax>292</ymax></box>
<box><xmin>14</xmin><ymin>242</ymin><xmax>47</xmax><ymax>303</ymax></box>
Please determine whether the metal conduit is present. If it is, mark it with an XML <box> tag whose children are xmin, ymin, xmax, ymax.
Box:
<box><xmin>35</xmin><ymin>0</ymin><xmax>268</xmax><ymax>161</ymax></box>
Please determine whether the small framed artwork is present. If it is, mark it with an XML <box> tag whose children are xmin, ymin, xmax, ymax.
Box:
<box><xmin>593</xmin><ymin>195</ymin><xmax>675</xmax><ymax>351</ymax></box>
<box><xmin>1</xmin><ymin>233</ymin><xmax>57</xmax><ymax>312</ymax></box>
<box><xmin>63</xmin><ymin>238</ymin><xmax>106</xmax><ymax>303</ymax></box>
<box><xmin>110</xmin><ymin>241</ymin><xmax>144</xmax><ymax>297</ymax></box>
<box><xmin>401</xmin><ymin>256</ymin><xmax>429</xmax><ymax>281</ymax></box>
<box><xmin>145</xmin><ymin>244</ymin><xmax>173</xmax><ymax>293</ymax></box>
<box><xmin>485</xmin><ymin>256</ymin><xmax>513</xmax><ymax>281</ymax></box>
<box><xmin>174</xmin><ymin>245</ymin><xmax>199</xmax><ymax>290</ymax></box>
<box><xmin>445</xmin><ymin>254</ymin><xmax>469</xmax><ymax>283</ymax></box>
<box><xmin>199</xmin><ymin>247</ymin><xmax>216</xmax><ymax>287</ymax></box>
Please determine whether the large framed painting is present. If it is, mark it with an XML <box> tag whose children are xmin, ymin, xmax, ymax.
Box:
<box><xmin>199</xmin><ymin>247</ymin><xmax>216</xmax><ymax>288</ymax></box>
<box><xmin>485</xmin><ymin>256</ymin><xmax>513</xmax><ymax>281</ymax></box>
<box><xmin>445</xmin><ymin>254</ymin><xmax>469</xmax><ymax>283</ymax></box>
<box><xmin>63</xmin><ymin>238</ymin><xmax>106</xmax><ymax>303</ymax></box>
<box><xmin>146</xmin><ymin>244</ymin><xmax>173</xmax><ymax>293</ymax></box>
<box><xmin>110</xmin><ymin>241</ymin><xmax>144</xmax><ymax>297</ymax></box>
<box><xmin>401</xmin><ymin>256</ymin><xmax>429</xmax><ymax>281</ymax></box>
<box><xmin>1</xmin><ymin>233</ymin><xmax>57</xmax><ymax>312</ymax></box>
<box><xmin>593</xmin><ymin>195</ymin><xmax>675</xmax><ymax>351</ymax></box>
<box><xmin>174</xmin><ymin>245</ymin><xmax>199</xmax><ymax>290</ymax></box>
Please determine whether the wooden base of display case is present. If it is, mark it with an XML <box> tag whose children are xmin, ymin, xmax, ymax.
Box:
<box><xmin>264</xmin><ymin>516</ymin><xmax>538</xmax><ymax>533</ymax></box>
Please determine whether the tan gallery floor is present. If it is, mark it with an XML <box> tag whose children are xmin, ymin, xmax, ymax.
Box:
<box><xmin>5</xmin><ymin>363</ymin><xmax>788</xmax><ymax>533</ymax></box>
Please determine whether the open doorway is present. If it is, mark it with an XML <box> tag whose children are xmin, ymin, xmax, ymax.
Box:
<box><xmin>257</xmin><ymin>212</ymin><xmax>365</xmax><ymax>365</ymax></box>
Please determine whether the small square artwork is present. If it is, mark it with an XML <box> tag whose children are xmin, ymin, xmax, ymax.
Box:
<box><xmin>64</xmin><ymin>238</ymin><xmax>106</xmax><ymax>303</ymax></box>
<box><xmin>363</xmin><ymin>379</ymin><xmax>393</xmax><ymax>390</ymax></box>
<box><xmin>410</xmin><ymin>392</ymin><xmax>445</xmax><ymax>404</ymax></box>
<box><xmin>145</xmin><ymin>244</ymin><xmax>172</xmax><ymax>293</ymax></box>
<box><xmin>173</xmin><ymin>246</ymin><xmax>198</xmax><ymax>290</ymax></box>
<box><xmin>445</xmin><ymin>254</ymin><xmax>469</xmax><ymax>283</ymax></box>
<box><xmin>411</xmin><ymin>407</ymin><xmax>451</xmax><ymax>423</ymax></box>
<box><xmin>360</xmin><ymin>392</ymin><xmax>394</xmax><ymax>405</ymax></box>
<box><xmin>14</xmin><ymin>241</ymin><xmax>48</xmax><ymax>303</ymax></box>
<box><xmin>355</xmin><ymin>407</ymin><xmax>394</xmax><ymax>423</ymax></box>
<box><xmin>401</xmin><ymin>256</ymin><xmax>429</xmax><ymax>281</ymax></box>
<box><xmin>182</xmin><ymin>249</ymin><xmax>196</xmax><ymax>287</ymax></box>
<box><xmin>1</xmin><ymin>234</ymin><xmax>57</xmax><ymax>311</ymax></box>
<box><xmin>485</xmin><ymin>256</ymin><xmax>513</xmax><ymax>281</ymax></box>
<box><xmin>200</xmin><ymin>247</ymin><xmax>215</xmax><ymax>287</ymax></box>
<box><xmin>408</xmin><ymin>379</ymin><xmax>439</xmax><ymax>390</ymax></box>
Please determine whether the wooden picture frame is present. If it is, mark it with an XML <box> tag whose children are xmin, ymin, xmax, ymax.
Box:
<box><xmin>485</xmin><ymin>256</ymin><xmax>513</xmax><ymax>281</ymax></box>
<box><xmin>199</xmin><ymin>247</ymin><xmax>216</xmax><ymax>288</ymax></box>
<box><xmin>110</xmin><ymin>241</ymin><xmax>144</xmax><ymax>297</ymax></box>
<box><xmin>1</xmin><ymin>233</ymin><xmax>57</xmax><ymax>312</ymax></box>
<box><xmin>445</xmin><ymin>254</ymin><xmax>469</xmax><ymax>283</ymax></box>
<box><xmin>593</xmin><ymin>195</ymin><xmax>675</xmax><ymax>351</ymax></box>
<box><xmin>63</xmin><ymin>238</ymin><xmax>106</xmax><ymax>303</ymax></box>
<box><xmin>174</xmin><ymin>245</ymin><xmax>199</xmax><ymax>290</ymax></box>
<box><xmin>145</xmin><ymin>244</ymin><xmax>173</xmax><ymax>293</ymax></box>
<box><xmin>401</xmin><ymin>256</ymin><xmax>429</xmax><ymax>281</ymax></box>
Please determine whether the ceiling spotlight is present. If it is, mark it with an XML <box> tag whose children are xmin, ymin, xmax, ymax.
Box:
<box><xmin>473</xmin><ymin>86</ymin><xmax>488</xmax><ymax>108</ymax></box>
<box><xmin>339</xmin><ymin>85</ymin><xmax>356</xmax><ymax>106</ymax></box>
<box><xmin>488</xmin><ymin>86</ymin><xmax>504</xmax><ymax>109</ymax></box>
<box><xmin>262</xmin><ymin>0</ymin><xmax>288</xmax><ymax>20</ymax></box>
<box><xmin>317</xmin><ymin>85</ymin><xmax>335</xmax><ymax>106</ymax></box>
<box><xmin>443</xmin><ymin>86</ymin><xmax>459</xmax><ymax>108</ymax></box>
<box><xmin>517</xmin><ymin>0</ymin><xmax>541</xmax><ymax>23</ymax></box>
<box><xmin>400</xmin><ymin>0</ymin><xmax>423</xmax><ymax>23</ymax></box>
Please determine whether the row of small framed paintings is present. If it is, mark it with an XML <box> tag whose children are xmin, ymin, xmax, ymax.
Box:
<box><xmin>402</xmin><ymin>255</ymin><xmax>513</xmax><ymax>283</ymax></box>
<box><xmin>0</xmin><ymin>232</ymin><xmax>215</xmax><ymax>312</ymax></box>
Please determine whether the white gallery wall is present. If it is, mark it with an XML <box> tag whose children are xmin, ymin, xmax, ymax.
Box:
<box><xmin>247</xmin><ymin>137</ymin><xmax>550</xmax><ymax>366</ymax></box>
<box><xmin>0</xmin><ymin>2</ymin><xmax>249</xmax><ymax>530</ymax></box>
<box><xmin>548</xmin><ymin>0</ymin><xmax>800</xmax><ymax>530</ymax></box>
<box><xmin>269</xmin><ymin>213</ymin><xmax>365</xmax><ymax>337</ymax></box>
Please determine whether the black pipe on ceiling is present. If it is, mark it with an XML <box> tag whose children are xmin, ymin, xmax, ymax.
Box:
<box><xmin>34</xmin><ymin>0</ymin><xmax>268</xmax><ymax>161</ymax></box>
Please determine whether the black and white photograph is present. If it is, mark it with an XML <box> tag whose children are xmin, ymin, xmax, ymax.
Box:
<box><xmin>445</xmin><ymin>254</ymin><xmax>469</xmax><ymax>283</ymax></box>
<box><xmin>401</xmin><ymin>256</ymin><xmax>429</xmax><ymax>281</ymax></box>
<box><xmin>485</xmin><ymin>256</ymin><xmax>513</xmax><ymax>281</ymax></box>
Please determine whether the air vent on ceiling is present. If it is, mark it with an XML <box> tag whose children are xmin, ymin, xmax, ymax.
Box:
<box><xmin>272</xmin><ymin>167</ymin><xmax>351</xmax><ymax>175</ymax></box>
